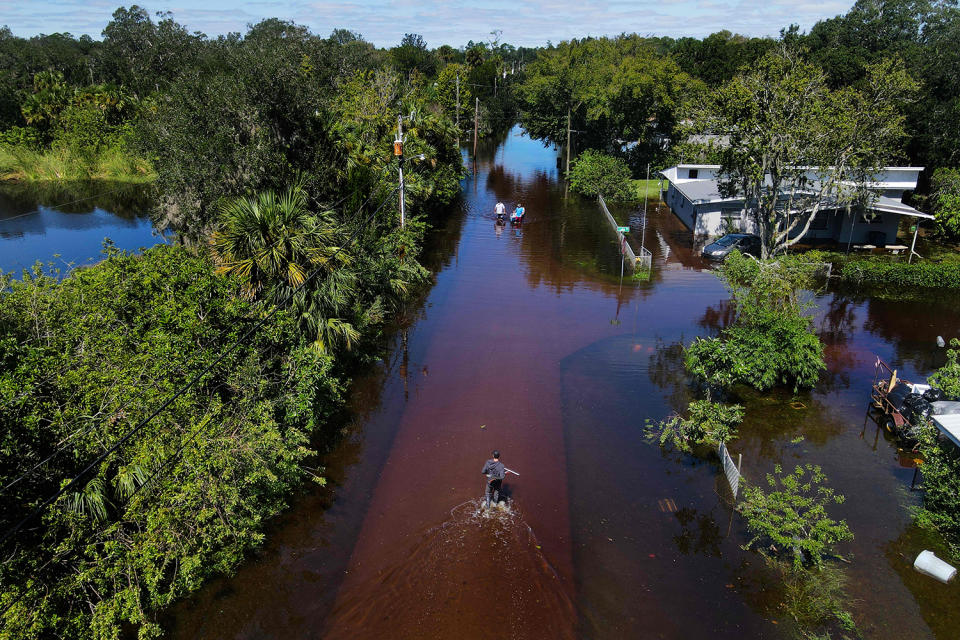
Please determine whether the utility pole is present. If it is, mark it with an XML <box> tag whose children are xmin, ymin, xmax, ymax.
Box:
<box><xmin>395</xmin><ymin>115</ymin><xmax>405</xmax><ymax>228</ymax></box>
<box><xmin>455</xmin><ymin>71</ymin><xmax>460</xmax><ymax>149</ymax></box>
<box><xmin>473</xmin><ymin>97</ymin><xmax>479</xmax><ymax>157</ymax></box>
<box><xmin>641</xmin><ymin>163</ymin><xmax>649</xmax><ymax>252</ymax></box>
<box><xmin>566</xmin><ymin>106</ymin><xmax>572</xmax><ymax>178</ymax></box>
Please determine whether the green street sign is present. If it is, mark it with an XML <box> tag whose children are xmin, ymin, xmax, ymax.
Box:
<box><xmin>617</xmin><ymin>226</ymin><xmax>630</xmax><ymax>234</ymax></box>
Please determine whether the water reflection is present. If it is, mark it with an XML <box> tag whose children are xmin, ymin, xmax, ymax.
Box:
<box><xmin>166</xmin><ymin>126</ymin><xmax>960</xmax><ymax>639</ymax></box>
<box><xmin>0</xmin><ymin>181</ymin><xmax>161</xmax><ymax>274</ymax></box>
<box><xmin>672</xmin><ymin>506</ymin><xmax>723</xmax><ymax>558</ymax></box>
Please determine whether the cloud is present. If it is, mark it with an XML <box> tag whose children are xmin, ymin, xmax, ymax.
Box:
<box><xmin>2</xmin><ymin>0</ymin><xmax>858</xmax><ymax>46</ymax></box>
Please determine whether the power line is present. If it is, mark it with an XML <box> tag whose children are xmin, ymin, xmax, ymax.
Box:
<box><xmin>0</xmin><ymin>182</ymin><xmax>396</xmax><ymax>498</ymax></box>
<box><xmin>0</xmin><ymin>186</ymin><xmax>399</xmax><ymax>548</ymax></box>
<box><xmin>0</xmin><ymin>186</ymin><xmax>133</xmax><ymax>225</ymax></box>
<box><xmin>0</xmin><ymin>188</ymin><xmax>400</xmax><ymax>621</ymax></box>
<box><xmin>118</xmin><ymin>189</ymin><xmax>397</xmax><ymax>510</ymax></box>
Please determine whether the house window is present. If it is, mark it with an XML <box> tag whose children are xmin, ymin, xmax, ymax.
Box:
<box><xmin>810</xmin><ymin>212</ymin><xmax>829</xmax><ymax>230</ymax></box>
<box><xmin>688</xmin><ymin>168</ymin><xmax>699</xmax><ymax>179</ymax></box>
<box><xmin>858</xmin><ymin>213</ymin><xmax>884</xmax><ymax>224</ymax></box>
<box><xmin>721</xmin><ymin>208</ymin><xmax>742</xmax><ymax>233</ymax></box>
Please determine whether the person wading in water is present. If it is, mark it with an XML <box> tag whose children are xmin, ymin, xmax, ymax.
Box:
<box><xmin>481</xmin><ymin>450</ymin><xmax>506</xmax><ymax>508</ymax></box>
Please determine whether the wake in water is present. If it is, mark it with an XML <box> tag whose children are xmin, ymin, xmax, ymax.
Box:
<box><xmin>323</xmin><ymin>499</ymin><xmax>576</xmax><ymax>640</ymax></box>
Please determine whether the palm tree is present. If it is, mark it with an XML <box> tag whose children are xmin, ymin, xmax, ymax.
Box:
<box><xmin>211</xmin><ymin>184</ymin><xmax>358</xmax><ymax>352</ymax></box>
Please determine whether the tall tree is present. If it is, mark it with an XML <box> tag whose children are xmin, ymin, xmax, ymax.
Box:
<box><xmin>99</xmin><ymin>6</ymin><xmax>199</xmax><ymax>98</ymax></box>
<box><xmin>687</xmin><ymin>48</ymin><xmax>916</xmax><ymax>257</ymax></box>
<box><xmin>518</xmin><ymin>37</ymin><xmax>699</xmax><ymax>166</ymax></box>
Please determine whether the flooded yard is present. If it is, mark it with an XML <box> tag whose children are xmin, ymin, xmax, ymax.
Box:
<box><xmin>164</xmin><ymin>127</ymin><xmax>960</xmax><ymax>639</ymax></box>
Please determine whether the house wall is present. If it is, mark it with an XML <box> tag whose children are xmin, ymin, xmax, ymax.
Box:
<box><xmin>836</xmin><ymin>212</ymin><xmax>901</xmax><ymax>246</ymax></box>
<box><xmin>691</xmin><ymin>203</ymin><xmax>756</xmax><ymax>236</ymax></box>
<box><xmin>665</xmin><ymin>183</ymin><xmax>697</xmax><ymax>231</ymax></box>
<box><xmin>787</xmin><ymin>210</ymin><xmax>842</xmax><ymax>242</ymax></box>
<box><xmin>660</xmin><ymin>165</ymin><xmax>917</xmax><ymax>245</ymax></box>
<box><xmin>673</xmin><ymin>166</ymin><xmax>721</xmax><ymax>182</ymax></box>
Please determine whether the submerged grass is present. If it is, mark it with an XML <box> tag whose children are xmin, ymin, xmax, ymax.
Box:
<box><xmin>630</xmin><ymin>178</ymin><xmax>666</xmax><ymax>200</ymax></box>
<box><xmin>0</xmin><ymin>144</ymin><xmax>155</xmax><ymax>183</ymax></box>
<box><xmin>762</xmin><ymin>557</ymin><xmax>860</xmax><ymax>639</ymax></box>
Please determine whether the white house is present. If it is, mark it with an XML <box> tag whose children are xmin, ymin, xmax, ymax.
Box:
<box><xmin>659</xmin><ymin>164</ymin><xmax>933</xmax><ymax>247</ymax></box>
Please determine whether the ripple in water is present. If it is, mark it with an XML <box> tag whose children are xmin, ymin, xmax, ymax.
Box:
<box><xmin>323</xmin><ymin>500</ymin><xmax>576</xmax><ymax>640</ymax></box>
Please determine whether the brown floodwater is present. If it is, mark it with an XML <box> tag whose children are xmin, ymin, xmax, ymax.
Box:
<box><xmin>168</xmin><ymin>127</ymin><xmax>960</xmax><ymax>639</ymax></box>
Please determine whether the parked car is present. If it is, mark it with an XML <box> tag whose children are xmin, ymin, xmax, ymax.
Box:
<box><xmin>701</xmin><ymin>233</ymin><xmax>761</xmax><ymax>260</ymax></box>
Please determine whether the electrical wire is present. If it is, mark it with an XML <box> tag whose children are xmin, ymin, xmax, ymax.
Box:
<box><xmin>0</xmin><ymin>185</ymin><xmax>399</xmax><ymax>548</ymax></box>
<box><xmin>0</xmin><ymin>186</ymin><xmax>133</xmax><ymax>224</ymax></box>
<box><xmin>117</xmin><ymin>189</ymin><xmax>397</xmax><ymax>510</ymax></box>
<box><xmin>0</xmin><ymin>185</ymin><xmax>389</xmax><ymax>498</ymax></box>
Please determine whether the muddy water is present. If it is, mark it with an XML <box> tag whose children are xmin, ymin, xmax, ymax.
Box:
<box><xmin>169</xmin><ymin>128</ymin><xmax>960</xmax><ymax>639</ymax></box>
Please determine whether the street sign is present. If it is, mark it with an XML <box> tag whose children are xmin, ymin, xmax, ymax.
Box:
<box><xmin>617</xmin><ymin>226</ymin><xmax>630</xmax><ymax>234</ymax></box>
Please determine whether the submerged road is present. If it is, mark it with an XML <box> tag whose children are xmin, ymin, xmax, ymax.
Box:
<box><xmin>169</xmin><ymin>128</ymin><xmax>960</xmax><ymax>640</ymax></box>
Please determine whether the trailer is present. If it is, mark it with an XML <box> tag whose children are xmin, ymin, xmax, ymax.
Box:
<box><xmin>870</xmin><ymin>356</ymin><xmax>960</xmax><ymax>448</ymax></box>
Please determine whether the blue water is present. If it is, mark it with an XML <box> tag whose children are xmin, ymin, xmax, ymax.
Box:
<box><xmin>0</xmin><ymin>191</ymin><xmax>163</xmax><ymax>275</ymax></box>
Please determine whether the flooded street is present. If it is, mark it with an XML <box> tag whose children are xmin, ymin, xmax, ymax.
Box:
<box><xmin>168</xmin><ymin>128</ymin><xmax>960</xmax><ymax>639</ymax></box>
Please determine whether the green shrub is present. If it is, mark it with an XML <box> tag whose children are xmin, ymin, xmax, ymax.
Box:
<box><xmin>917</xmin><ymin>341</ymin><xmax>960</xmax><ymax>555</ymax></box>
<box><xmin>686</xmin><ymin>252</ymin><xmax>825</xmax><ymax>393</ymax></box>
<box><xmin>765</xmin><ymin>558</ymin><xmax>858</xmax><ymax>637</ymax></box>
<box><xmin>929</xmin><ymin>338</ymin><xmax>960</xmax><ymax>400</ymax></box>
<box><xmin>0</xmin><ymin>246</ymin><xmax>342</xmax><ymax>639</ymax></box>
<box><xmin>931</xmin><ymin>167</ymin><xmax>960</xmax><ymax>241</ymax></box>
<box><xmin>839</xmin><ymin>259</ymin><xmax>960</xmax><ymax>290</ymax></box>
<box><xmin>652</xmin><ymin>400</ymin><xmax>744</xmax><ymax>452</ymax></box>
<box><xmin>916</xmin><ymin>422</ymin><xmax>960</xmax><ymax>556</ymax></box>
<box><xmin>740</xmin><ymin>464</ymin><xmax>852</xmax><ymax>569</ymax></box>
<box><xmin>0</xmin><ymin>126</ymin><xmax>43</xmax><ymax>148</ymax></box>
<box><xmin>568</xmin><ymin>149</ymin><xmax>633</xmax><ymax>201</ymax></box>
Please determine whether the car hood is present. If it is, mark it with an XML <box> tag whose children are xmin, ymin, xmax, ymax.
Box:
<box><xmin>702</xmin><ymin>242</ymin><xmax>728</xmax><ymax>253</ymax></box>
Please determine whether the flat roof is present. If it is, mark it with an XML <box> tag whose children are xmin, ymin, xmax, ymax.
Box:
<box><xmin>669</xmin><ymin>184</ymin><xmax>933</xmax><ymax>218</ymax></box>
<box><xmin>874</xmin><ymin>195</ymin><xmax>935</xmax><ymax>219</ymax></box>
<box><xmin>934</xmin><ymin>414</ymin><xmax>960</xmax><ymax>449</ymax></box>
<box><xmin>672</xmin><ymin>164</ymin><xmax>925</xmax><ymax>171</ymax></box>
<box><xmin>670</xmin><ymin>179</ymin><xmax>736</xmax><ymax>204</ymax></box>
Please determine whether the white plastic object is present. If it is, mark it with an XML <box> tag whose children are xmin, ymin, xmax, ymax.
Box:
<box><xmin>914</xmin><ymin>550</ymin><xmax>957</xmax><ymax>584</ymax></box>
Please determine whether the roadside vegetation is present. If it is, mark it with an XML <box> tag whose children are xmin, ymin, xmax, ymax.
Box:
<box><xmin>686</xmin><ymin>252</ymin><xmax>826</xmax><ymax>394</ymax></box>
<box><xmin>916</xmin><ymin>340</ymin><xmax>960</xmax><ymax>555</ymax></box>
<box><xmin>3</xmin><ymin>0</ymin><xmax>960</xmax><ymax>637</ymax></box>
<box><xmin>835</xmin><ymin>258</ymin><xmax>960</xmax><ymax>291</ymax></box>
<box><xmin>568</xmin><ymin>150</ymin><xmax>633</xmax><ymax>201</ymax></box>
<box><xmin>648</xmin><ymin>249</ymin><xmax>855</xmax><ymax>638</ymax></box>
<box><xmin>0</xmin><ymin>9</ymin><xmax>503</xmax><ymax>639</ymax></box>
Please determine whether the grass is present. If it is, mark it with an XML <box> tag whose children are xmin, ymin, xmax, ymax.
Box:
<box><xmin>630</xmin><ymin>178</ymin><xmax>666</xmax><ymax>200</ymax></box>
<box><xmin>0</xmin><ymin>144</ymin><xmax>155</xmax><ymax>183</ymax></box>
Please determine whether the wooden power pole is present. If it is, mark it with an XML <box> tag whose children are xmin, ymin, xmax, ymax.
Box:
<box><xmin>565</xmin><ymin>106</ymin><xmax>572</xmax><ymax>178</ymax></box>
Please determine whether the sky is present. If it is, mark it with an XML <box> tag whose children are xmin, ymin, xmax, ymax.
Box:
<box><xmin>2</xmin><ymin>0</ymin><xmax>855</xmax><ymax>47</ymax></box>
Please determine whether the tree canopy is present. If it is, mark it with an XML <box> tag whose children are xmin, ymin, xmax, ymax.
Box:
<box><xmin>518</xmin><ymin>36</ymin><xmax>701</xmax><ymax>169</ymax></box>
<box><xmin>687</xmin><ymin>47</ymin><xmax>916</xmax><ymax>257</ymax></box>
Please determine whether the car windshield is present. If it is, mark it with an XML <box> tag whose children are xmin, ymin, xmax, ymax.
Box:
<box><xmin>715</xmin><ymin>235</ymin><xmax>740</xmax><ymax>247</ymax></box>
